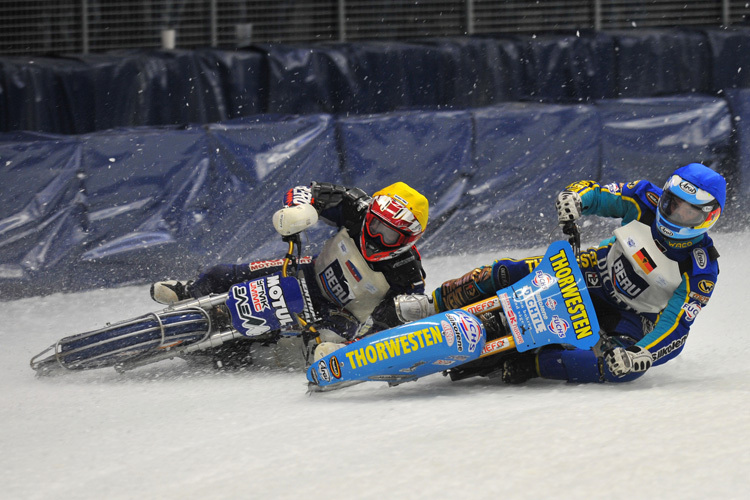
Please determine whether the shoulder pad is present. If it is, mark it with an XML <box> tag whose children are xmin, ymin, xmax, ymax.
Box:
<box><xmin>644</xmin><ymin>190</ymin><xmax>660</xmax><ymax>208</ymax></box>
<box><xmin>679</xmin><ymin>244</ymin><xmax>719</xmax><ymax>276</ymax></box>
<box><xmin>343</xmin><ymin>187</ymin><xmax>371</xmax><ymax>211</ymax></box>
<box><xmin>692</xmin><ymin>247</ymin><xmax>710</xmax><ymax>271</ymax></box>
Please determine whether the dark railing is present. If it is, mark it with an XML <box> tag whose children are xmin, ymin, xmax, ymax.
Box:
<box><xmin>1</xmin><ymin>1</ymin><xmax>749</xmax><ymax>56</ymax></box>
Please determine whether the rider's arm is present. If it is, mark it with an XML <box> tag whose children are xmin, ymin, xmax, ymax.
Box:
<box><xmin>636</xmin><ymin>266</ymin><xmax>717</xmax><ymax>366</ymax></box>
<box><xmin>284</xmin><ymin>182</ymin><xmax>370</xmax><ymax>228</ymax></box>
<box><xmin>564</xmin><ymin>180</ymin><xmax>656</xmax><ymax>224</ymax></box>
<box><xmin>309</xmin><ymin>182</ymin><xmax>370</xmax><ymax>227</ymax></box>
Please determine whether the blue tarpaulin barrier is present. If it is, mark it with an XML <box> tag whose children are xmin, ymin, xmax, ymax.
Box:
<box><xmin>0</xmin><ymin>96</ymin><xmax>740</xmax><ymax>298</ymax></box>
<box><xmin>0</xmin><ymin>133</ymin><xmax>85</xmax><ymax>282</ymax></box>
<box><xmin>0</xmin><ymin>116</ymin><xmax>342</xmax><ymax>296</ymax></box>
<box><xmin>204</xmin><ymin>114</ymin><xmax>342</xmax><ymax>261</ymax></box>
<box><xmin>420</xmin><ymin>102</ymin><xmax>601</xmax><ymax>252</ymax></box>
<box><xmin>597</xmin><ymin>95</ymin><xmax>733</xmax><ymax>181</ymax></box>
<box><xmin>337</xmin><ymin>109</ymin><xmax>474</xmax><ymax>223</ymax></box>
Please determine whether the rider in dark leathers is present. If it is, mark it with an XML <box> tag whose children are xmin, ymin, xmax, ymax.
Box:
<box><xmin>151</xmin><ymin>181</ymin><xmax>430</xmax><ymax>367</ymax></box>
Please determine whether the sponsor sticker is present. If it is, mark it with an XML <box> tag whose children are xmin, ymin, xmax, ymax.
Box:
<box><xmin>697</xmin><ymin>280</ymin><xmax>715</xmax><ymax>294</ymax></box>
<box><xmin>659</xmin><ymin>226</ymin><xmax>675</xmax><ymax>237</ymax></box>
<box><xmin>249</xmin><ymin>256</ymin><xmax>312</xmax><ymax>271</ymax></box>
<box><xmin>480</xmin><ymin>336</ymin><xmax>512</xmax><ymax>355</ymax></box>
<box><xmin>604</xmin><ymin>182</ymin><xmax>621</xmax><ymax>194</ymax></box>
<box><xmin>317</xmin><ymin>359</ymin><xmax>331</xmax><ymax>382</ymax></box>
<box><xmin>399</xmin><ymin>361</ymin><xmax>427</xmax><ymax>373</ymax></box>
<box><xmin>319</xmin><ymin>261</ymin><xmax>353</xmax><ymax>306</ymax></box>
<box><xmin>693</xmin><ymin>248</ymin><xmax>708</xmax><ymax>270</ymax></box>
<box><xmin>248</xmin><ymin>279</ymin><xmax>269</xmax><ymax>312</ymax></box>
<box><xmin>465</xmin><ymin>297</ymin><xmax>501</xmax><ymax>315</ymax></box>
<box><xmin>442</xmin><ymin>319</ymin><xmax>455</xmax><ymax>348</ymax></box>
<box><xmin>432</xmin><ymin>359</ymin><xmax>456</xmax><ymax>366</ymax></box>
<box><xmin>585</xmin><ymin>271</ymin><xmax>600</xmax><ymax>287</ymax></box>
<box><xmin>613</xmin><ymin>256</ymin><xmax>648</xmax><ymax>299</ymax></box>
<box><xmin>681</xmin><ymin>302</ymin><xmax>701</xmax><ymax>321</ymax></box>
<box><xmin>329</xmin><ymin>356</ymin><xmax>342</xmax><ymax>379</ymax></box>
<box><xmin>286</xmin><ymin>186</ymin><xmax>313</xmax><ymax>206</ymax></box>
<box><xmin>448</xmin><ymin>355</ymin><xmax>470</xmax><ymax>362</ymax></box>
<box><xmin>679</xmin><ymin>180</ymin><xmax>697</xmax><ymax>195</ymax></box>
<box><xmin>548</xmin><ymin>315</ymin><xmax>569</xmax><ymax>339</ymax></box>
<box><xmin>689</xmin><ymin>291</ymin><xmax>710</xmax><ymax>305</ymax></box>
<box><xmin>500</xmin><ymin>293</ymin><xmax>523</xmax><ymax>346</ymax></box>
<box><xmin>446</xmin><ymin>311</ymin><xmax>482</xmax><ymax>353</ymax></box>
<box><xmin>531</xmin><ymin>270</ymin><xmax>554</xmax><ymax>290</ymax></box>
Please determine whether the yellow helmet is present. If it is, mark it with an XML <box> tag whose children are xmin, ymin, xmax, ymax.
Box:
<box><xmin>361</xmin><ymin>182</ymin><xmax>429</xmax><ymax>262</ymax></box>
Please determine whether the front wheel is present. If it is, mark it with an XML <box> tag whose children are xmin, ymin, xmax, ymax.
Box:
<box><xmin>30</xmin><ymin>308</ymin><xmax>211</xmax><ymax>374</ymax></box>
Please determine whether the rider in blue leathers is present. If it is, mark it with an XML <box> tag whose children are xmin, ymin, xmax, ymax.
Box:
<box><xmin>423</xmin><ymin>163</ymin><xmax>727</xmax><ymax>384</ymax></box>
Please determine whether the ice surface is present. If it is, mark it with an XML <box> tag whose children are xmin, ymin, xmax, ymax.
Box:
<box><xmin>2</xmin><ymin>232</ymin><xmax>749</xmax><ymax>499</ymax></box>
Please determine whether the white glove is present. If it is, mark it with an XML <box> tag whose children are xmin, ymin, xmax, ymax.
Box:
<box><xmin>394</xmin><ymin>294</ymin><xmax>436</xmax><ymax>323</ymax></box>
<box><xmin>604</xmin><ymin>345</ymin><xmax>652</xmax><ymax>378</ymax></box>
<box><xmin>556</xmin><ymin>191</ymin><xmax>583</xmax><ymax>226</ymax></box>
<box><xmin>272</xmin><ymin>204</ymin><xmax>319</xmax><ymax>236</ymax></box>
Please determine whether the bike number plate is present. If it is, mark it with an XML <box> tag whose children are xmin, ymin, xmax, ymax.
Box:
<box><xmin>225</xmin><ymin>272</ymin><xmax>304</xmax><ymax>337</ymax></box>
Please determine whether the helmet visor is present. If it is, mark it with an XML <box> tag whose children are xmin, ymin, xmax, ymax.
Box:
<box><xmin>365</xmin><ymin>213</ymin><xmax>410</xmax><ymax>248</ymax></box>
<box><xmin>659</xmin><ymin>190</ymin><xmax>717</xmax><ymax>228</ymax></box>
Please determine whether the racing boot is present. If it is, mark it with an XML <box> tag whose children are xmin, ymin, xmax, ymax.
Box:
<box><xmin>501</xmin><ymin>352</ymin><xmax>540</xmax><ymax>384</ymax></box>
<box><xmin>150</xmin><ymin>280</ymin><xmax>193</xmax><ymax>305</ymax></box>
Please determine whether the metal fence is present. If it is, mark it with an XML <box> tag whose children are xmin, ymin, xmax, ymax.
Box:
<box><xmin>1</xmin><ymin>1</ymin><xmax>749</xmax><ymax>56</ymax></box>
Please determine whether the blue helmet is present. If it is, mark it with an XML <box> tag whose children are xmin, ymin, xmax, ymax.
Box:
<box><xmin>655</xmin><ymin>163</ymin><xmax>726</xmax><ymax>240</ymax></box>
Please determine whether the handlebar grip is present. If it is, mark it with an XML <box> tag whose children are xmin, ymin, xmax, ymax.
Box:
<box><xmin>272</xmin><ymin>204</ymin><xmax>319</xmax><ymax>236</ymax></box>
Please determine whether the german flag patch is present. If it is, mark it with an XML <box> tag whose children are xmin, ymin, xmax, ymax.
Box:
<box><xmin>634</xmin><ymin>248</ymin><xmax>657</xmax><ymax>274</ymax></box>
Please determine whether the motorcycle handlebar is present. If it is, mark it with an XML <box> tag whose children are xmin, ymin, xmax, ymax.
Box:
<box><xmin>561</xmin><ymin>221</ymin><xmax>581</xmax><ymax>257</ymax></box>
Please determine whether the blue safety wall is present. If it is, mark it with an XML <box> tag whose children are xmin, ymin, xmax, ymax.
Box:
<box><xmin>1</xmin><ymin>95</ymin><xmax>744</xmax><ymax>298</ymax></box>
<box><xmin>1</xmin><ymin>28</ymin><xmax>750</xmax><ymax>298</ymax></box>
